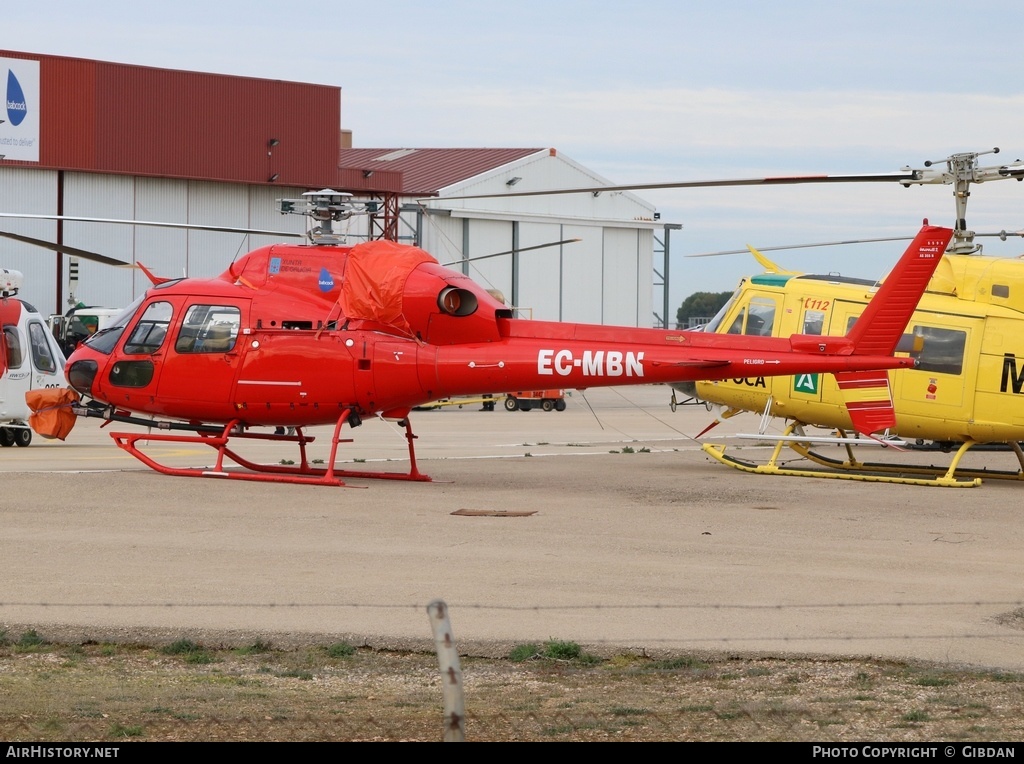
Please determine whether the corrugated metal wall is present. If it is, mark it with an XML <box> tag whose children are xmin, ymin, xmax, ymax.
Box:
<box><xmin>0</xmin><ymin>167</ymin><xmax>308</xmax><ymax>316</ymax></box>
<box><xmin>517</xmin><ymin>222</ymin><xmax>568</xmax><ymax>322</ymax></box>
<box><xmin>133</xmin><ymin>178</ymin><xmax>191</xmax><ymax>293</ymax></box>
<box><xmin>1</xmin><ymin>50</ymin><xmax>341</xmax><ymax>188</ymax></box>
<box><xmin>560</xmin><ymin>224</ymin><xmax>605</xmax><ymax>324</ymax></box>
<box><xmin>603</xmin><ymin>227</ymin><xmax>642</xmax><ymax>327</ymax></box>
<box><xmin>461</xmin><ymin>219</ymin><xmax>514</xmax><ymax>308</ymax></box>
<box><xmin>63</xmin><ymin>173</ymin><xmax>136</xmax><ymax>311</ymax></box>
<box><xmin>0</xmin><ymin>167</ymin><xmax>58</xmax><ymax>313</ymax></box>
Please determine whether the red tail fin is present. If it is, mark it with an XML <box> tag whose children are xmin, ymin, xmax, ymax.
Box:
<box><xmin>834</xmin><ymin>369</ymin><xmax>895</xmax><ymax>434</ymax></box>
<box><xmin>845</xmin><ymin>225</ymin><xmax>952</xmax><ymax>356</ymax></box>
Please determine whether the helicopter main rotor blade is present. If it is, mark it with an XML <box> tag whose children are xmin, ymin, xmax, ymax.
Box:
<box><xmin>0</xmin><ymin>230</ymin><xmax>132</xmax><ymax>267</ymax></box>
<box><xmin>689</xmin><ymin>229</ymin><xmax>1024</xmax><ymax>258</ymax></box>
<box><xmin>978</xmin><ymin>229</ymin><xmax>1024</xmax><ymax>240</ymax></box>
<box><xmin>429</xmin><ymin>171</ymin><xmax>920</xmax><ymax>202</ymax></box>
<box><xmin>0</xmin><ymin>213</ymin><xmax>304</xmax><ymax>238</ymax></box>
<box><xmin>686</xmin><ymin>236</ymin><xmax>917</xmax><ymax>258</ymax></box>
<box><xmin>440</xmin><ymin>238</ymin><xmax>582</xmax><ymax>267</ymax></box>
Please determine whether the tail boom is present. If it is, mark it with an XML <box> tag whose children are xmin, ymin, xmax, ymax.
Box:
<box><xmin>430</xmin><ymin>336</ymin><xmax>919</xmax><ymax>400</ymax></box>
<box><xmin>426</xmin><ymin>225</ymin><xmax>947</xmax><ymax>400</ymax></box>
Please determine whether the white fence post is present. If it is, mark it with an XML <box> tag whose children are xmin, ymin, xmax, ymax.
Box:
<box><xmin>427</xmin><ymin>599</ymin><xmax>466</xmax><ymax>742</ymax></box>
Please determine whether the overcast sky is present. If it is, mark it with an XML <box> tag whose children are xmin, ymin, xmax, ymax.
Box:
<box><xmin>7</xmin><ymin>0</ymin><xmax>1024</xmax><ymax>309</ymax></box>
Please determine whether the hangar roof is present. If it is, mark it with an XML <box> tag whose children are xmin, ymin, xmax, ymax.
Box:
<box><xmin>338</xmin><ymin>147</ymin><xmax>544</xmax><ymax>196</ymax></box>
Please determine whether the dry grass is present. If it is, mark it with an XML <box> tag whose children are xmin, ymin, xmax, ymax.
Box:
<box><xmin>1</xmin><ymin>632</ymin><xmax>1023</xmax><ymax>742</ymax></box>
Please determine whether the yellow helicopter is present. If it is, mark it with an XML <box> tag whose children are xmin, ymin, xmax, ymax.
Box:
<box><xmin>676</xmin><ymin>149</ymin><xmax>1024</xmax><ymax>487</ymax></box>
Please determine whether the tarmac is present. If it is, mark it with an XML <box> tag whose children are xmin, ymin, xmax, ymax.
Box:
<box><xmin>1</xmin><ymin>383</ymin><xmax>1022</xmax><ymax>670</ymax></box>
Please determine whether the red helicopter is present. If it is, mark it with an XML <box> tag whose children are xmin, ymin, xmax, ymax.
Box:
<box><xmin>45</xmin><ymin>221</ymin><xmax>951</xmax><ymax>487</ymax></box>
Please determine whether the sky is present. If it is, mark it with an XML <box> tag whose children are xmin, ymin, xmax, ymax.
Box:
<box><xmin>6</xmin><ymin>0</ymin><xmax>1024</xmax><ymax>312</ymax></box>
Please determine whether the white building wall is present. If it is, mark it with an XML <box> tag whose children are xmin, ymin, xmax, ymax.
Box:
<box><xmin>429</xmin><ymin>150</ymin><xmax>660</xmax><ymax>328</ymax></box>
<box><xmin>462</xmin><ymin>219</ymin><xmax>513</xmax><ymax>305</ymax></box>
<box><xmin>63</xmin><ymin>173</ymin><xmax>137</xmax><ymax>312</ymax></box>
<box><xmin>417</xmin><ymin>213</ymin><xmax>465</xmax><ymax>268</ymax></box>
<box><xmin>185</xmin><ymin>181</ymin><xmax>259</xmax><ymax>281</ymax></box>
<box><xmin>516</xmin><ymin>221</ymin><xmax>564</xmax><ymax>321</ymax></box>
<box><xmin>602</xmin><ymin>227</ymin><xmax>651</xmax><ymax>327</ymax></box>
<box><xmin>638</xmin><ymin>229</ymin><xmax>654</xmax><ymax>325</ymax></box>
<box><xmin>0</xmin><ymin>171</ymin><xmax>307</xmax><ymax>317</ymax></box>
<box><xmin>249</xmin><ymin>185</ymin><xmax>298</xmax><ymax>238</ymax></box>
<box><xmin>560</xmin><ymin>224</ymin><xmax>605</xmax><ymax>324</ymax></box>
<box><xmin>443</xmin><ymin>149</ymin><xmax>654</xmax><ymax>222</ymax></box>
<box><xmin>133</xmin><ymin>178</ymin><xmax>190</xmax><ymax>294</ymax></box>
<box><xmin>0</xmin><ymin>167</ymin><xmax>58</xmax><ymax>314</ymax></box>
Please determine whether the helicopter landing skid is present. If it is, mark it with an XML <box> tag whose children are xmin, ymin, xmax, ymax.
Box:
<box><xmin>110</xmin><ymin>410</ymin><xmax>432</xmax><ymax>487</ymax></box>
<box><xmin>702</xmin><ymin>442</ymin><xmax>981</xmax><ymax>487</ymax></box>
<box><xmin>701</xmin><ymin>422</ymin><xmax>990</xmax><ymax>487</ymax></box>
<box><xmin>787</xmin><ymin>438</ymin><xmax>1024</xmax><ymax>486</ymax></box>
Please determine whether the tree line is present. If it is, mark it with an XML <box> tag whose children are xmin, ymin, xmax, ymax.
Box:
<box><xmin>675</xmin><ymin>291</ymin><xmax>732</xmax><ymax>329</ymax></box>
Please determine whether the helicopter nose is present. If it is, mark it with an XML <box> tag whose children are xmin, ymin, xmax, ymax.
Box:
<box><xmin>67</xmin><ymin>359</ymin><xmax>98</xmax><ymax>397</ymax></box>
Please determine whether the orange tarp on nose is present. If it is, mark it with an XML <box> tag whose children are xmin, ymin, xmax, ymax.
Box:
<box><xmin>25</xmin><ymin>387</ymin><xmax>81</xmax><ymax>441</ymax></box>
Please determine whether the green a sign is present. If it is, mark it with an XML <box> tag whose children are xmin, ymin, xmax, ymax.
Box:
<box><xmin>793</xmin><ymin>373</ymin><xmax>819</xmax><ymax>394</ymax></box>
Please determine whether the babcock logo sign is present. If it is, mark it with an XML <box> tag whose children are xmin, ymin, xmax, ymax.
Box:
<box><xmin>7</xmin><ymin>69</ymin><xmax>27</xmax><ymax>125</ymax></box>
<box><xmin>0</xmin><ymin>58</ymin><xmax>40</xmax><ymax>162</ymax></box>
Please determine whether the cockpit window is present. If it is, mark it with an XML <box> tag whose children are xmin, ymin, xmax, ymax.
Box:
<box><xmin>726</xmin><ymin>297</ymin><xmax>777</xmax><ymax>337</ymax></box>
<box><xmin>29</xmin><ymin>321</ymin><xmax>58</xmax><ymax>372</ymax></box>
<box><xmin>124</xmin><ymin>301</ymin><xmax>173</xmax><ymax>355</ymax></box>
<box><xmin>3</xmin><ymin>326</ymin><xmax>23</xmax><ymax>369</ymax></box>
<box><xmin>851</xmin><ymin>317</ymin><xmax>966</xmax><ymax>375</ymax></box>
<box><xmin>902</xmin><ymin>325</ymin><xmax>966</xmax><ymax>375</ymax></box>
<box><xmin>802</xmin><ymin>309</ymin><xmax>826</xmax><ymax>336</ymax></box>
<box><xmin>175</xmin><ymin>305</ymin><xmax>241</xmax><ymax>353</ymax></box>
<box><xmin>83</xmin><ymin>295</ymin><xmax>147</xmax><ymax>355</ymax></box>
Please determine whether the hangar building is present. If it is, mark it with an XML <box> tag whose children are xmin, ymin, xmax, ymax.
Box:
<box><xmin>0</xmin><ymin>50</ymin><xmax>666</xmax><ymax>326</ymax></box>
<box><xmin>338</xmin><ymin>147</ymin><xmax>662</xmax><ymax>325</ymax></box>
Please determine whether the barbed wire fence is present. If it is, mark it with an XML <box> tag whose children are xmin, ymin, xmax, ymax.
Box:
<box><xmin>2</xmin><ymin>596</ymin><xmax>1023</xmax><ymax>742</ymax></box>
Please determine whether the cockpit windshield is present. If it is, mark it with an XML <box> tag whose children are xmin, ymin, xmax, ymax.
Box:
<box><xmin>81</xmin><ymin>295</ymin><xmax>147</xmax><ymax>355</ymax></box>
<box><xmin>702</xmin><ymin>287</ymin><xmax>741</xmax><ymax>334</ymax></box>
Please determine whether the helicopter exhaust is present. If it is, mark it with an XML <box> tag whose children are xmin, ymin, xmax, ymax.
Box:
<box><xmin>437</xmin><ymin>287</ymin><xmax>478</xmax><ymax>317</ymax></box>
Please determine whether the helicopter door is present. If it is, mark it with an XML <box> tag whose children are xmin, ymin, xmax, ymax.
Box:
<box><xmin>370</xmin><ymin>341</ymin><xmax>420</xmax><ymax>412</ymax></box>
<box><xmin>892</xmin><ymin>320</ymin><xmax>978</xmax><ymax>422</ymax></box>
<box><xmin>105</xmin><ymin>299</ymin><xmax>174</xmax><ymax>403</ymax></box>
<box><xmin>831</xmin><ymin>305</ymin><xmax>979</xmax><ymax>426</ymax></box>
<box><xmin>784</xmin><ymin>304</ymin><xmax>831</xmax><ymax>405</ymax></box>
<box><xmin>0</xmin><ymin>324</ymin><xmax>19</xmax><ymax>410</ymax></box>
<box><xmin>27</xmin><ymin>320</ymin><xmax>64</xmax><ymax>389</ymax></box>
<box><xmin>157</xmin><ymin>301</ymin><xmax>248</xmax><ymax>419</ymax></box>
